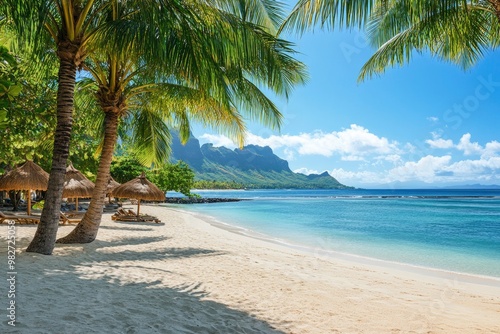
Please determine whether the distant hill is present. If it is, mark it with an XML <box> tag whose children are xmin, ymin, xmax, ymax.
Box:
<box><xmin>170</xmin><ymin>134</ymin><xmax>351</xmax><ymax>189</ymax></box>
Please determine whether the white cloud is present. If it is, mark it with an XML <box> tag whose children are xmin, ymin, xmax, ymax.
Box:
<box><xmin>294</xmin><ymin>167</ymin><xmax>319</xmax><ymax>175</ymax></box>
<box><xmin>200</xmin><ymin>124</ymin><xmax>400</xmax><ymax>160</ymax></box>
<box><xmin>388</xmin><ymin>155</ymin><xmax>453</xmax><ymax>183</ymax></box>
<box><xmin>427</xmin><ymin>116</ymin><xmax>439</xmax><ymax>124</ymax></box>
<box><xmin>283</xmin><ymin>148</ymin><xmax>296</xmax><ymax>161</ymax></box>
<box><xmin>341</xmin><ymin>155</ymin><xmax>365</xmax><ymax>161</ymax></box>
<box><xmin>382</xmin><ymin>154</ymin><xmax>403</xmax><ymax>164</ymax></box>
<box><xmin>199</xmin><ymin>134</ymin><xmax>237</xmax><ymax>149</ymax></box>
<box><xmin>329</xmin><ymin>168</ymin><xmax>384</xmax><ymax>185</ymax></box>
<box><xmin>332</xmin><ymin>154</ymin><xmax>500</xmax><ymax>186</ymax></box>
<box><xmin>426</xmin><ymin>138</ymin><xmax>454</xmax><ymax>149</ymax></box>
<box><xmin>449</xmin><ymin>157</ymin><xmax>500</xmax><ymax>176</ymax></box>
<box><xmin>457</xmin><ymin>133</ymin><xmax>483</xmax><ymax>156</ymax></box>
<box><xmin>424</xmin><ymin>133</ymin><xmax>500</xmax><ymax>160</ymax></box>
<box><xmin>482</xmin><ymin>141</ymin><xmax>500</xmax><ymax>158</ymax></box>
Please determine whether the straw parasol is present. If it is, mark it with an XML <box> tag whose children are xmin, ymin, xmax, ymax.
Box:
<box><xmin>106</xmin><ymin>176</ymin><xmax>120</xmax><ymax>203</ymax></box>
<box><xmin>0</xmin><ymin>161</ymin><xmax>49</xmax><ymax>215</ymax></box>
<box><xmin>111</xmin><ymin>172</ymin><xmax>164</xmax><ymax>215</ymax></box>
<box><xmin>62</xmin><ymin>162</ymin><xmax>95</xmax><ymax>211</ymax></box>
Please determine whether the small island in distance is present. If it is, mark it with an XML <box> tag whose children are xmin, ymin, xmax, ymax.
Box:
<box><xmin>170</xmin><ymin>133</ymin><xmax>353</xmax><ymax>190</ymax></box>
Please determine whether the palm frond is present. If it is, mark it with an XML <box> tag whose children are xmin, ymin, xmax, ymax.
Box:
<box><xmin>127</xmin><ymin>108</ymin><xmax>172</xmax><ymax>167</ymax></box>
<box><xmin>230</xmin><ymin>77</ymin><xmax>283</xmax><ymax>131</ymax></box>
<box><xmin>2</xmin><ymin>0</ymin><xmax>53</xmax><ymax>53</ymax></box>
<box><xmin>129</xmin><ymin>82</ymin><xmax>247</xmax><ymax>147</ymax></box>
<box><xmin>209</xmin><ymin>0</ymin><xmax>286</xmax><ymax>32</ymax></box>
<box><xmin>281</xmin><ymin>0</ymin><xmax>375</xmax><ymax>34</ymax></box>
<box><xmin>93</xmin><ymin>1</ymin><xmax>306</xmax><ymax>105</ymax></box>
<box><xmin>360</xmin><ymin>0</ymin><xmax>498</xmax><ymax>81</ymax></box>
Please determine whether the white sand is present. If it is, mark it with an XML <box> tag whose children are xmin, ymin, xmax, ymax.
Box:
<box><xmin>1</xmin><ymin>204</ymin><xmax>500</xmax><ymax>333</ymax></box>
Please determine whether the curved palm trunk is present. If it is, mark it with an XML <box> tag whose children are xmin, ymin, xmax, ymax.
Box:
<box><xmin>26</xmin><ymin>57</ymin><xmax>76</xmax><ymax>254</ymax></box>
<box><xmin>57</xmin><ymin>111</ymin><xmax>120</xmax><ymax>244</ymax></box>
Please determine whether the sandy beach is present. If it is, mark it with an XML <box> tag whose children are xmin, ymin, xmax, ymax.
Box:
<box><xmin>1</xmin><ymin>204</ymin><xmax>500</xmax><ymax>333</ymax></box>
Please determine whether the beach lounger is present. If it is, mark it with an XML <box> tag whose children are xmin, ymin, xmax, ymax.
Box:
<box><xmin>112</xmin><ymin>208</ymin><xmax>131</xmax><ymax>219</ymax></box>
<box><xmin>0</xmin><ymin>211</ymin><xmax>41</xmax><ymax>224</ymax></box>
<box><xmin>111</xmin><ymin>209</ymin><xmax>161</xmax><ymax>223</ymax></box>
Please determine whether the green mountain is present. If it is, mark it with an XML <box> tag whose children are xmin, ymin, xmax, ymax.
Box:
<box><xmin>170</xmin><ymin>134</ymin><xmax>352</xmax><ymax>189</ymax></box>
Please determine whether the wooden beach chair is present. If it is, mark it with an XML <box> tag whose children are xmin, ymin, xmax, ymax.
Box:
<box><xmin>112</xmin><ymin>208</ymin><xmax>132</xmax><ymax>220</ymax></box>
<box><xmin>111</xmin><ymin>208</ymin><xmax>161</xmax><ymax>223</ymax></box>
<box><xmin>0</xmin><ymin>211</ymin><xmax>41</xmax><ymax>224</ymax></box>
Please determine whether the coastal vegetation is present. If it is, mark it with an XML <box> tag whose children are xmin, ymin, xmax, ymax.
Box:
<box><xmin>195</xmin><ymin>167</ymin><xmax>349</xmax><ymax>189</ymax></box>
<box><xmin>110</xmin><ymin>156</ymin><xmax>196</xmax><ymax>196</ymax></box>
<box><xmin>193</xmin><ymin>180</ymin><xmax>246</xmax><ymax>190</ymax></box>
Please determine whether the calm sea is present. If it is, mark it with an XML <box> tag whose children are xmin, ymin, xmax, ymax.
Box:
<box><xmin>166</xmin><ymin>189</ymin><xmax>500</xmax><ymax>279</ymax></box>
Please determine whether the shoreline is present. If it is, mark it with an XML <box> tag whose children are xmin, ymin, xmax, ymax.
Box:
<box><xmin>179</xmin><ymin>206</ymin><xmax>500</xmax><ymax>288</ymax></box>
<box><xmin>164</xmin><ymin>196</ymin><xmax>247</xmax><ymax>204</ymax></box>
<box><xmin>1</xmin><ymin>204</ymin><xmax>499</xmax><ymax>333</ymax></box>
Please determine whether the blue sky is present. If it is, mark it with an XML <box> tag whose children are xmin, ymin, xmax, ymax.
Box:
<box><xmin>193</xmin><ymin>8</ymin><xmax>500</xmax><ymax>189</ymax></box>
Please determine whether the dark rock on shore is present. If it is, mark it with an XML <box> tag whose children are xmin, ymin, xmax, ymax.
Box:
<box><xmin>164</xmin><ymin>197</ymin><xmax>246</xmax><ymax>204</ymax></box>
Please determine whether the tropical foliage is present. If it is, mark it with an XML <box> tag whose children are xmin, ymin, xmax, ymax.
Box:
<box><xmin>110</xmin><ymin>155</ymin><xmax>147</xmax><ymax>184</ymax></box>
<box><xmin>0</xmin><ymin>75</ymin><xmax>57</xmax><ymax>169</ymax></box>
<box><xmin>149</xmin><ymin>161</ymin><xmax>195</xmax><ymax>196</ymax></box>
<box><xmin>0</xmin><ymin>45</ymin><xmax>22</xmax><ymax>131</ymax></box>
<box><xmin>0</xmin><ymin>43</ymin><xmax>57</xmax><ymax>170</ymax></box>
<box><xmin>284</xmin><ymin>0</ymin><xmax>500</xmax><ymax>80</ymax></box>
<box><xmin>111</xmin><ymin>156</ymin><xmax>196</xmax><ymax>196</ymax></box>
<box><xmin>359</xmin><ymin>0</ymin><xmax>500</xmax><ymax>80</ymax></box>
<box><xmin>0</xmin><ymin>43</ymin><xmax>101</xmax><ymax>176</ymax></box>
<box><xmin>193</xmin><ymin>180</ymin><xmax>246</xmax><ymax>190</ymax></box>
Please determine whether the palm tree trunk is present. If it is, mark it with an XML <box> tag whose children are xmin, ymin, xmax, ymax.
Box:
<box><xmin>26</xmin><ymin>57</ymin><xmax>76</xmax><ymax>254</ymax></box>
<box><xmin>57</xmin><ymin>111</ymin><xmax>120</xmax><ymax>244</ymax></box>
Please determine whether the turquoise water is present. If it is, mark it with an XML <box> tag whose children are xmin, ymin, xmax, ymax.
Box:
<box><xmin>168</xmin><ymin>189</ymin><xmax>500</xmax><ymax>278</ymax></box>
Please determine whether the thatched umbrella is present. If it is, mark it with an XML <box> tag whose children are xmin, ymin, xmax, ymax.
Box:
<box><xmin>111</xmin><ymin>172</ymin><xmax>164</xmax><ymax>215</ymax></box>
<box><xmin>0</xmin><ymin>161</ymin><xmax>49</xmax><ymax>215</ymax></box>
<box><xmin>62</xmin><ymin>162</ymin><xmax>94</xmax><ymax>211</ymax></box>
<box><xmin>106</xmin><ymin>176</ymin><xmax>120</xmax><ymax>203</ymax></box>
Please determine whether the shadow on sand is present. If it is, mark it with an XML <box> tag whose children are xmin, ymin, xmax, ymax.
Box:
<box><xmin>1</xmin><ymin>233</ymin><xmax>285</xmax><ymax>334</ymax></box>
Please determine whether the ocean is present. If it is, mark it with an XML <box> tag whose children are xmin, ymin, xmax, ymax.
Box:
<box><xmin>165</xmin><ymin>189</ymin><xmax>500</xmax><ymax>279</ymax></box>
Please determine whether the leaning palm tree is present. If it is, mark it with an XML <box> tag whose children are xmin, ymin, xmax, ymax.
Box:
<box><xmin>56</xmin><ymin>59</ymin><xmax>249</xmax><ymax>244</ymax></box>
<box><xmin>284</xmin><ymin>0</ymin><xmax>500</xmax><ymax>79</ymax></box>
<box><xmin>56</xmin><ymin>1</ymin><xmax>307</xmax><ymax>244</ymax></box>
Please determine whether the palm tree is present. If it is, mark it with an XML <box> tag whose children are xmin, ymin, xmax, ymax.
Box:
<box><xmin>56</xmin><ymin>1</ymin><xmax>307</xmax><ymax>244</ymax></box>
<box><xmin>284</xmin><ymin>0</ymin><xmax>499</xmax><ymax>79</ymax></box>
<box><xmin>3</xmin><ymin>0</ymin><xmax>110</xmax><ymax>254</ymax></box>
